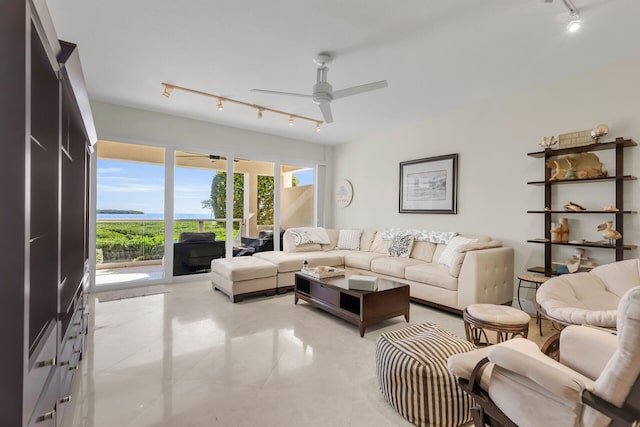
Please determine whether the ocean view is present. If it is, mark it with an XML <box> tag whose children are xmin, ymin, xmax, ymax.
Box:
<box><xmin>97</xmin><ymin>213</ymin><xmax>213</xmax><ymax>220</ymax></box>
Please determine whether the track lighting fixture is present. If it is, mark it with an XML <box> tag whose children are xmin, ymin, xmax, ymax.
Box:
<box><xmin>160</xmin><ymin>82</ymin><xmax>322</xmax><ymax>131</ymax></box>
<box><xmin>162</xmin><ymin>85</ymin><xmax>174</xmax><ymax>98</ymax></box>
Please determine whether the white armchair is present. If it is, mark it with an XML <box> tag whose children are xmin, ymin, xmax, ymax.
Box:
<box><xmin>448</xmin><ymin>286</ymin><xmax>640</xmax><ymax>427</ymax></box>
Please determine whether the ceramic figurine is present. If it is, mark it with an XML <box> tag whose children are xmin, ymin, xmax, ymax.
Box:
<box><xmin>591</xmin><ymin>124</ymin><xmax>609</xmax><ymax>143</ymax></box>
<box><xmin>539</xmin><ymin>136</ymin><xmax>557</xmax><ymax>149</ymax></box>
<box><xmin>603</xmin><ymin>204</ymin><xmax>619</xmax><ymax>212</ymax></box>
<box><xmin>564</xmin><ymin>201</ymin><xmax>586</xmax><ymax>212</ymax></box>
<box><xmin>597</xmin><ymin>221</ymin><xmax>622</xmax><ymax>245</ymax></box>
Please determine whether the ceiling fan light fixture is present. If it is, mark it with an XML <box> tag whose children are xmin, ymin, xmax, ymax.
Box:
<box><xmin>567</xmin><ymin>12</ymin><xmax>581</xmax><ymax>32</ymax></box>
<box><xmin>217</xmin><ymin>99</ymin><xmax>224</xmax><ymax>110</ymax></box>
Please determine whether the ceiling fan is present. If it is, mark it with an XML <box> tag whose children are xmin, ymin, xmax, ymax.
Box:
<box><xmin>175</xmin><ymin>153</ymin><xmax>240</xmax><ymax>162</ymax></box>
<box><xmin>251</xmin><ymin>52</ymin><xmax>388</xmax><ymax>124</ymax></box>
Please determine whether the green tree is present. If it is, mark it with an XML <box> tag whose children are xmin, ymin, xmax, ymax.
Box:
<box><xmin>201</xmin><ymin>172</ymin><xmax>244</xmax><ymax>220</ymax></box>
<box><xmin>201</xmin><ymin>171</ymin><xmax>300</xmax><ymax>225</ymax></box>
<box><xmin>257</xmin><ymin>175</ymin><xmax>274</xmax><ymax>225</ymax></box>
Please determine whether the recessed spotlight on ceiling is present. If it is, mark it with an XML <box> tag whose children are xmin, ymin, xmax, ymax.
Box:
<box><xmin>567</xmin><ymin>11</ymin><xmax>581</xmax><ymax>33</ymax></box>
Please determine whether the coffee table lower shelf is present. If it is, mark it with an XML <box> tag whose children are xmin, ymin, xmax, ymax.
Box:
<box><xmin>294</xmin><ymin>272</ymin><xmax>409</xmax><ymax>337</ymax></box>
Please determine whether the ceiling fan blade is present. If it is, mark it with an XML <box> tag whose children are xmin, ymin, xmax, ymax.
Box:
<box><xmin>251</xmin><ymin>89</ymin><xmax>311</xmax><ymax>99</ymax></box>
<box><xmin>332</xmin><ymin>80</ymin><xmax>388</xmax><ymax>100</ymax></box>
<box><xmin>319</xmin><ymin>103</ymin><xmax>333</xmax><ymax>124</ymax></box>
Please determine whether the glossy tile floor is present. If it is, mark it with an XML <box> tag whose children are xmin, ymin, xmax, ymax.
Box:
<box><xmin>62</xmin><ymin>280</ymin><xmax>551</xmax><ymax>427</ymax></box>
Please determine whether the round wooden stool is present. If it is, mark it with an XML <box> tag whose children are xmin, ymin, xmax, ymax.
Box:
<box><xmin>463</xmin><ymin>304</ymin><xmax>531</xmax><ymax>346</ymax></box>
<box><xmin>517</xmin><ymin>274</ymin><xmax>550</xmax><ymax>336</ymax></box>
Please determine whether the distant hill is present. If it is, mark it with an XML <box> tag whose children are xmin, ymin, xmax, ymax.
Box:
<box><xmin>97</xmin><ymin>209</ymin><xmax>144</xmax><ymax>214</ymax></box>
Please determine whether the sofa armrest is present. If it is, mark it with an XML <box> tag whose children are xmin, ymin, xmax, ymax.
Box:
<box><xmin>457</xmin><ymin>247</ymin><xmax>514</xmax><ymax>309</ymax></box>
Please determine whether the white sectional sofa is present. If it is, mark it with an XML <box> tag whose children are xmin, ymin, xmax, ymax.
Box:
<box><xmin>212</xmin><ymin>228</ymin><xmax>514</xmax><ymax>311</ymax></box>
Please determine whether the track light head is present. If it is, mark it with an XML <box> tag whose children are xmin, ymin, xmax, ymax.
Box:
<box><xmin>288</xmin><ymin>116</ymin><xmax>294</xmax><ymax>126</ymax></box>
<box><xmin>162</xmin><ymin>85</ymin><xmax>174</xmax><ymax>98</ymax></box>
<box><xmin>217</xmin><ymin>99</ymin><xmax>224</xmax><ymax>110</ymax></box>
<box><xmin>567</xmin><ymin>12</ymin><xmax>581</xmax><ymax>32</ymax></box>
<box><xmin>257</xmin><ymin>108</ymin><xmax>264</xmax><ymax>119</ymax></box>
<box><xmin>316</xmin><ymin>122</ymin><xmax>321</xmax><ymax>132</ymax></box>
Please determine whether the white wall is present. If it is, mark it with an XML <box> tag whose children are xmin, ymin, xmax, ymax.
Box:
<box><xmin>331</xmin><ymin>56</ymin><xmax>640</xmax><ymax>281</ymax></box>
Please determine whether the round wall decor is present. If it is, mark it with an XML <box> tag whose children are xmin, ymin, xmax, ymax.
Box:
<box><xmin>335</xmin><ymin>179</ymin><xmax>353</xmax><ymax>208</ymax></box>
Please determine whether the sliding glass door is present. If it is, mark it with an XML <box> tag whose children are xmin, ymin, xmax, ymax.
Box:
<box><xmin>95</xmin><ymin>141</ymin><xmax>165</xmax><ymax>286</ymax></box>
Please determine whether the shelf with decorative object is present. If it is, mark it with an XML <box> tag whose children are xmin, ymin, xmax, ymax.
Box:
<box><xmin>525</xmin><ymin>136</ymin><xmax>636</xmax><ymax>276</ymax></box>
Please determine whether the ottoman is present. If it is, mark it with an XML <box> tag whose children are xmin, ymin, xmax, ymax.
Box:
<box><xmin>463</xmin><ymin>304</ymin><xmax>530</xmax><ymax>346</ymax></box>
<box><xmin>376</xmin><ymin>323</ymin><xmax>476</xmax><ymax>427</ymax></box>
<box><xmin>210</xmin><ymin>257</ymin><xmax>277</xmax><ymax>302</ymax></box>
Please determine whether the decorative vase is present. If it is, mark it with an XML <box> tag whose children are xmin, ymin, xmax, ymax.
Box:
<box><xmin>551</xmin><ymin>222</ymin><xmax>562</xmax><ymax>243</ymax></box>
<box><xmin>560</xmin><ymin>218</ymin><xmax>569</xmax><ymax>243</ymax></box>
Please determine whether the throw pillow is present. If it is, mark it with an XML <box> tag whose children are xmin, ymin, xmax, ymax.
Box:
<box><xmin>438</xmin><ymin>236</ymin><xmax>478</xmax><ymax>268</ymax></box>
<box><xmin>337</xmin><ymin>229</ymin><xmax>363</xmax><ymax>250</ymax></box>
<box><xmin>387</xmin><ymin>233</ymin><xmax>414</xmax><ymax>257</ymax></box>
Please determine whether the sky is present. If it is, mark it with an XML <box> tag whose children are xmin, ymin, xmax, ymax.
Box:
<box><xmin>97</xmin><ymin>159</ymin><xmax>314</xmax><ymax>215</ymax></box>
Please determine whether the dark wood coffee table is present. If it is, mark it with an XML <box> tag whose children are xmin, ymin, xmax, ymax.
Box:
<box><xmin>294</xmin><ymin>271</ymin><xmax>410</xmax><ymax>337</ymax></box>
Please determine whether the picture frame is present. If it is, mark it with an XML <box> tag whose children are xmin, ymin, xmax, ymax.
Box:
<box><xmin>399</xmin><ymin>153</ymin><xmax>458</xmax><ymax>214</ymax></box>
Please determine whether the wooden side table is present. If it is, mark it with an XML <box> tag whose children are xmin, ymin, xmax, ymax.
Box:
<box><xmin>517</xmin><ymin>274</ymin><xmax>549</xmax><ymax>336</ymax></box>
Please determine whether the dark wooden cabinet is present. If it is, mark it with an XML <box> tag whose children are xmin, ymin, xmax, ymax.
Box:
<box><xmin>1</xmin><ymin>1</ymin><xmax>96</xmax><ymax>425</ymax></box>
<box><xmin>526</xmin><ymin>138</ymin><xmax>637</xmax><ymax>275</ymax></box>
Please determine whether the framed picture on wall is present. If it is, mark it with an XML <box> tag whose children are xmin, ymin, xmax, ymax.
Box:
<box><xmin>399</xmin><ymin>153</ymin><xmax>458</xmax><ymax>214</ymax></box>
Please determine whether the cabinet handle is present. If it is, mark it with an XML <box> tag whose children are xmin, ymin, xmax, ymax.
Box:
<box><xmin>60</xmin><ymin>360</ymin><xmax>70</xmax><ymax>366</ymax></box>
<box><xmin>68</xmin><ymin>334</ymin><xmax>79</xmax><ymax>340</ymax></box>
<box><xmin>37</xmin><ymin>357</ymin><xmax>56</xmax><ymax>368</ymax></box>
<box><xmin>73</xmin><ymin>349</ymin><xmax>82</xmax><ymax>355</ymax></box>
<box><xmin>60</xmin><ymin>396</ymin><xmax>71</xmax><ymax>404</ymax></box>
<box><xmin>37</xmin><ymin>409</ymin><xmax>55</xmax><ymax>422</ymax></box>
<box><xmin>73</xmin><ymin>321</ymin><xmax>82</xmax><ymax>326</ymax></box>
<box><xmin>69</xmin><ymin>365</ymin><xmax>78</xmax><ymax>371</ymax></box>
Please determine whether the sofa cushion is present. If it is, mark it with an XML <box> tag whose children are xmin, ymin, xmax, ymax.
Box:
<box><xmin>321</xmin><ymin>229</ymin><xmax>340</xmax><ymax>251</ymax></box>
<box><xmin>360</xmin><ymin>229</ymin><xmax>377</xmax><ymax>252</ymax></box>
<box><xmin>253</xmin><ymin>251</ymin><xmax>342</xmax><ymax>272</ymax></box>
<box><xmin>344</xmin><ymin>251</ymin><xmax>387</xmax><ymax>270</ymax></box>
<box><xmin>387</xmin><ymin>232</ymin><xmax>414</xmax><ymax>258</ymax></box>
<box><xmin>337</xmin><ymin>229</ymin><xmax>363</xmax><ymax>250</ymax></box>
<box><xmin>410</xmin><ymin>241</ymin><xmax>437</xmax><ymax>263</ymax></box>
<box><xmin>370</xmin><ymin>257</ymin><xmax>424</xmax><ymax>278</ymax></box>
<box><xmin>370</xmin><ymin>233</ymin><xmax>392</xmax><ymax>254</ymax></box>
<box><xmin>179</xmin><ymin>232</ymin><xmax>216</xmax><ymax>242</ymax></box>
<box><xmin>438</xmin><ymin>236</ymin><xmax>479</xmax><ymax>267</ymax></box>
<box><xmin>405</xmin><ymin>264</ymin><xmax>459</xmax><ymax>291</ymax></box>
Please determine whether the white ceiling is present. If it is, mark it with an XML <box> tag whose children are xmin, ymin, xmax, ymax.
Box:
<box><xmin>48</xmin><ymin>0</ymin><xmax>640</xmax><ymax>145</ymax></box>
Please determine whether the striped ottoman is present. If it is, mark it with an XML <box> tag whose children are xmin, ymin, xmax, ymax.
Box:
<box><xmin>376</xmin><ymin>323</ymin><xmax>475</xmax><ymax>427</ymax></box>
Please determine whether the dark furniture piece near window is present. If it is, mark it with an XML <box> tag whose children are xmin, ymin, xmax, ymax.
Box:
<box><xmin>173</xmin><ymin>232</ymin><xmax>225</xmax><ymax>276</ymax></box>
